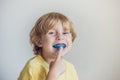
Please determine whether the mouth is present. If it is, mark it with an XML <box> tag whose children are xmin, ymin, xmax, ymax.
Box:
<box><xmin>53</xmin><ymin>43</ymin><xmax>66</xmax><ymax>49</ymax></box>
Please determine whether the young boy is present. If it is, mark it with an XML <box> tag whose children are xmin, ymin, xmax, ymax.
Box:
<box><xmin>18</xmin><ymin>12</ymin><xmax>78</xmax><ymax>80</ymax></box>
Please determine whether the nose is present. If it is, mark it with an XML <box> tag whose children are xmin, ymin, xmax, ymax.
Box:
<box><xmin>56</xmin><ymin>34</ymin><xmax>64</xmax><ymax>41</ymax></box>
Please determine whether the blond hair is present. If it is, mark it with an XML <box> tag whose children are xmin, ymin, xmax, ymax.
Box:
<box><xmin>30</xmin><ymin>12</ymin><xmax>76</xmax><ymax>55</ymax></box>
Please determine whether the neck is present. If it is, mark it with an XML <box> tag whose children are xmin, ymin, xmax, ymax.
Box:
<box><xmin>40</xmin><ymin>53</ymin><xmax>56</xmax><ymax>64</ymax></box>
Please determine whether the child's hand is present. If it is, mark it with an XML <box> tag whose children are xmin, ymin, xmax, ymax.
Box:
<box><xmin>46</xmin><ymin>48</ymin><xmax>66</xmax><ymax>80</ymax></box>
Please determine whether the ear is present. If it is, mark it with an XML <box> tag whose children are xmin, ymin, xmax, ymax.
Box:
<box><xmin>35</xmin><ymin>38</ymin><xmax>42</xmax><ymax>47</ymax></box>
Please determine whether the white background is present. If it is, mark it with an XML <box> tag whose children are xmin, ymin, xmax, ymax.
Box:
<box><xmin>0</xmin><ymin>0</ymin><xmax>120</xmax><ymax>80</ymax></box>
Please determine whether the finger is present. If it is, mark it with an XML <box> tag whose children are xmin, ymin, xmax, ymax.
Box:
<box><xmin>56</xmin><ymin>47</ymin><xmax>63</xmax><ymax>61</ymax></box>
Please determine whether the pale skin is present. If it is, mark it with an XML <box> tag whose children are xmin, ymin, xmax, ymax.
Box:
<box><xmin>37</xmin><ymin>21</ymin><xmax>73</xmax><ymax>80</ymax></box>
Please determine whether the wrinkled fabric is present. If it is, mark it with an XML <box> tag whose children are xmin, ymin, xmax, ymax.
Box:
<box><xmin>18</xmin><ymin>55</ymin><xmax>78</xmax><ymax>80</ymax></box>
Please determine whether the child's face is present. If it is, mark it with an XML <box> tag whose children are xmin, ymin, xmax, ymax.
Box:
<box><xmin>40</xmin><ymin>22</ymin><xmax>72</xmax><ymax>59</ymax></box>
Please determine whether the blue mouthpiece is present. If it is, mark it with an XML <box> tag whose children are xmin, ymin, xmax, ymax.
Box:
<box><xmin>53</xmin><ymin>44</ymin><xmax>66</xmax><ymax>49</ymax></box>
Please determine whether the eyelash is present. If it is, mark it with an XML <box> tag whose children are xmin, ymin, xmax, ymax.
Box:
<box><xmin>48</xmin><ymin>32</ymin><xmax>55</xmax><ymax>34</ymax></box>
<box><xmin>48</xmin><ymin>31</ymin><xmax>70</xmax><ymax>35</ymax></box>
<box><xmin>63</xmin><ymin>32</ymin><xmax>69</xmax><ymax>35</ymax></box>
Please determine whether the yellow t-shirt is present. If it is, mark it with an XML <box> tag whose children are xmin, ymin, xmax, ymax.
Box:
<box><xmin>18</xmin><ymin>55</ymin><xmax>78</xmax><ymax>80</ymax></box>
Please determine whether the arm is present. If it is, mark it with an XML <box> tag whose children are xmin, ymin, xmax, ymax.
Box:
<box><xmin>46</xmin><ymin>48</ymin><xmax>66</xmax><ymax>80</ymax></box>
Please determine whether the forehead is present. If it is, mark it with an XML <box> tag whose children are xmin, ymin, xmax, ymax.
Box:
<box><xmin>50</xmin><ymin>21</ymin><xmax>71</xmax><ymax>31</ymax></box>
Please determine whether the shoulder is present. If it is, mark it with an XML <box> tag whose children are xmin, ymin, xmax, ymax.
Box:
<box><xmin>27</xmin><ymin>55</ymin><xmax>48</xmax><ymax>68</ymax></box>
<box><xmin>18</xmin><ymin>55</ymin><xmax>48</xmax><ymax>80</ymax></box>
<box><xmin>21</xmin><ymin>56</ymin><xmax>42</xmax><ymax>71</ymax></box>
<box><xmin>20</xmin><ymin>55</ymin><xmax>49</xmax><ymax>75</ymax></box>
<box><xmin>28</xmin><ymin>55</ymin><xmax>42</xmax><ymax>65</ymax></box>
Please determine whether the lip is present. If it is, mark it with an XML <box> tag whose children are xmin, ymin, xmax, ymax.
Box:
<box><xmin>53</xmin><ymin>43</ymin><xmax>66</xmax><ymax>49</ymax></box>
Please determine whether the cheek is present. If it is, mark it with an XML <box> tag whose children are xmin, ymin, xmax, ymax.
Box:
<box><xmin>42</xmin><ymin>37</ymin><xmax>54</xmax><ymax>47</ymax></box>
<box><xmin>65</xmin><ymin>37</ymin><xmax>72</xmax><ymax>51</ymax></box>
<box><xmin>42</xmin><ymin>39</ymin><xmax>50</xmax><ymax>46</ymax></box>
<box><xmin>66</xmin><ymin>35</ymin><xmax>72</xmax><ymax>44</ymax></box>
